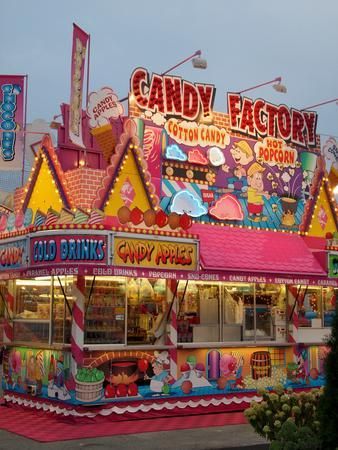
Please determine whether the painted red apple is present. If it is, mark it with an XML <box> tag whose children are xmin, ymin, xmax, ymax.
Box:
<box><xmin>104</xmin><ymin>384</ymin><xmax>116</xmax><ymax>398</ymax></box>
<box><xmin>128</xmin><ymin>383</ymin><xmax>138</xmax><ymax>396</ymax></box>
<box><xmin>326</xmin><ymin>232</ymin><xmax>333</xmax><ymax>239</ymax></box>
<box><xmin>179</xmin><ymin>213</ymin><xmax>192</xmax><ymax>230</ymax></box>
<box><xmin>130</xmin><ymin>207</ymin><xmax>143</xmax><ymax>225</ymax></box>
<box><xmin>156</xmin><ymin>210</ymin><xmax>168</xmax><ymax>228</ymax></box>
<box><xmin>116</xmin><ymin>383</ymin><xmax>128</xmax><ymax>397</ymax></box>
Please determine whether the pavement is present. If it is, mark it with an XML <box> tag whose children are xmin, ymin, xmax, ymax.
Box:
<box><xmin>0</xmin><ymin>424</ymin><xmax>269</xmax><ymax>450</ymax></box>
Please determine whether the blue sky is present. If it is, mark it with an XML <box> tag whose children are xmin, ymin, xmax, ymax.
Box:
<box><xmin>3</xmin><ymin>0</ymin><xmax>338</xmax><ymax>136</ymax></box>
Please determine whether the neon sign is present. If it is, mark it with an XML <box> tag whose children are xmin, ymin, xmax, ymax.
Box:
<box><xmin>0</xmin><ymin>83</ymin><xmax>22</xmax><ymax>161</ymax></box>
<box><xmin>130</xmin><ymin>68</ymin><xmax>216</xmax><ymax>121</ymax></box>
<box><xmin>227</xmin><ymin>93</ymin><xmax>317</xmax><ymax>147</ymax></box>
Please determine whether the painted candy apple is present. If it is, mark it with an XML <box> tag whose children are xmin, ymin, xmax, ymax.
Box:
<box><xmin>117</xmin><ymin>206</ymin><xmax>131</xmax><ymax>224</ymax></box>
<box><xmin>168</xmin><ymin>212</ymin><xmax>180</xmax><ymax>230</ymax></box>
<box><xmin>179</xmin><ymin>213</ymin><xmax>192</xmax><ymax>230</ymax></box>
<box><xmin>155</xmin><ymin>210</ymin><xmax>168</xmax><ymax>228</ymax></box>
<box><xmin>143</xmin><ymin>209</ymin><xmax>156</xmax><ymax>227</ymax></box>
<box><xmin>130</xmin><ymin>207</ymin><xmax>143</xmax><ymax>225</ymax></box>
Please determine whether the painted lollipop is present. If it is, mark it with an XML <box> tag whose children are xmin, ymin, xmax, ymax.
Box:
<box><xmin>7</xmin><ymin>212</ymin><xmax>15</xmax><ymax>232</ymax></box>
<box><xmin>0</xmin><ymin>214</ymin><xmax>8</xmax><ymax>232</ymax></box>
<box><xmin>24</xmin><ymin>208</ymin><xmax>33</xmax><ymax>227</ymax></box>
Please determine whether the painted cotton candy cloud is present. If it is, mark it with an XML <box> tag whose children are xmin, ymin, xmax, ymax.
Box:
<box><xmin>170</xmin><ymin>190</ymin><xmax>207</xmax><ymax>217</ymax></box>
<box><xmin>209</xmin><ymin>194</ymin><xmax>244</xmax><ymax>221</ymax></box>
<box><xmin>208</xmin><ymin>146</ymin><xmax>225</xmax><ymax>166</ymax></box>
<box><xmin>188</xmin><ymin>148</ymin><xmax>208</xmax><ymax>165</ymax></box>
<box><xmin>165</xmin><ymin>144</ymin><xmax>187</xmax><ymax>161</ymax></box>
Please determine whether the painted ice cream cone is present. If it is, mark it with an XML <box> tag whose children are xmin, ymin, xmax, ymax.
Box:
<box><xmin>91</xmin><ymin>123</ymin><xmax>115</xmax><ymax>163</ymax></box>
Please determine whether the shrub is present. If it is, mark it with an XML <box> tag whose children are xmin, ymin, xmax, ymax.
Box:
<box><xmin>244</xmin><ymin>385</ymin><xmax>321</xmax><ymax>443</ymax></box>
<box><xmin>270</xmin><ymin>420</ymin><xmax>321</xmax><ymax>450</ymax></box>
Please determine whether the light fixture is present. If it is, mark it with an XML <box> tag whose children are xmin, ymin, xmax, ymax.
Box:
<box><xmin>301</xmin><ymin>98</ymin><xmax>338</xmax><ymax>111</ymax></box>
<box><xmin>237</xmin><ymin>76</ymin><xmax>287</xmax><ymax>95</ymax></box>
<box><xmin>333</xmin><ymin>185</ymin><xmax>338</xmax><ymax>200</ymax></box>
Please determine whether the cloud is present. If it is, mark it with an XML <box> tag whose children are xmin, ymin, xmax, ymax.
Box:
<box><xmin>208</xmin><ymin>146</ymin><xmax>225</xmax><ymax>166</ymax></box>
<box><xmin>188</xmin><ymin>148</ymin><xmax>208</xmax><ymax>165</ymax></box>
<box><xmin>165</xmin><ymin>144</ymin><xmax>187</xmax><ymax>161</ymax></box>
<box><xmin>87</xmin><ymin>87</ymin><xmax>124</xmax><ymax>128</ymax></box>
<box><xmin>209</xmin><ymin>194</ymin><xmax>244</xmax><ymax>221</ymax></box>
<box><xmin>170</xmin><ymin>190</ymin><xmax>207</xmax><ymax>217</ymax></box>
<box><xmin>151</xmin><ymin>112</ymin><xmax>166</xmax><ymax>126</ymax></box>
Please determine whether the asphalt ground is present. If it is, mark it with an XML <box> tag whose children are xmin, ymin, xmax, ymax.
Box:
<box><xmin>0</xmin><ymin>424</ymin><xmax>269</xmax><ymax>450</ymax></box>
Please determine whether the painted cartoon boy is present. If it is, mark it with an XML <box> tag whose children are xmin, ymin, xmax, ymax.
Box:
<box><xmin>230</xmin><ymin>140</ymin><xmax>254</xmax><ymax>167</ymax></box>
<box><xmin>247</xmin><ymin>163</ymin><xmax>270</xmax><ymax>222</ymax></box>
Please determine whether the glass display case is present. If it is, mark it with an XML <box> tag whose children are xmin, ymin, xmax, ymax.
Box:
<box><xmin>14</xmin><ymin>277</ymin><xmax>52</xmax><ymax>343</ymax></box>
<box><xmin>52</xmin><ymin>276</ymin><xmax>75</xmax><ymax>344</ymax></box>
<box><xmin>127</xmin><ymin>278</ymin><xmax>167</xmax><ymax>345</ymax></box>
<box><xmin>85</xmin><ymin>277</ymin><xmax>126</xmax><ymax>345</ymax></box>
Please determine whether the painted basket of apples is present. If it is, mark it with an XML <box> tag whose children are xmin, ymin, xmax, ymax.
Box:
<box><xmin>75</xmin><ymin>368</ymin><xmax>104</xmax><ymax>402</ymax></box>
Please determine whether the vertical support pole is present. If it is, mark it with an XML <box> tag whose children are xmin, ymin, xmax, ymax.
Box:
<box><xmin>166</xmin><ymin>279</ymin><xmax>178</xmax><ymax>380</ymax></box>
<box><xmin>71</xmin><ymin>275</ymin><xmax>85</xmax><ymax>382</ymax></box>
<box><xmin>287</xmin><ymin>285</ymin><xmax>301</xmax><ymax>362</ymax></box>
<box><xmin>3</xmin><ymin>282</ymin><xmax>14</xmax><ymax>344</ymax></box>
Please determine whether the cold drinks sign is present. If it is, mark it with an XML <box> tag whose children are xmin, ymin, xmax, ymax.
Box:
<box><xmin>30</xmin><ymin>235</ymin><xmax>107</xmax><ymax>265</ymax></box>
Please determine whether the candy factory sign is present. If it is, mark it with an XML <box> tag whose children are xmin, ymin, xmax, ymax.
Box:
<box><xmin>130</xmin><ymin>68</ymin><xmax>215</xmax><ymax>121</ymax></box>
<box><xmin>30</xmin><ymin>234</ymin><xmax>108</xmax><ymax>265</ymax></box>
<box><xmin>227</xmin><ymin>93</ymin><xmax>318</xmax><ymax>148</ymax></box>
<box><xmin>113</xmin><ymin>236</ymin><xmax>198</xmax><ymax>270</ymax></box>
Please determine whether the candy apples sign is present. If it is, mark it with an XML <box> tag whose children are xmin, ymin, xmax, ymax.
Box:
<box><xmin>87</xmin><ymin>87</ymin><xmax>124</xmax><ymax>128</ymax></box>
<box><xmin>130</xmin><ymin>68</ymin><xmax>216</xmax><ymax>121</ymax></box>
<box><xmin>227</xmin><ymin>93</ymin><xmax>317</xmax><ymax>148</ymax></box>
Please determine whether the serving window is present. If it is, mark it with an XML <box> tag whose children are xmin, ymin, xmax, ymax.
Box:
<box><xmin>292</xmin><ymin>285</ymin><xmax>337</xmax><ymax>328</ymax></box>
<box><xmin>12</xmin><ymin>276</ymin><xmax>75</xmax><ymax>344</ymax></box>
<box><xmin>84</xmin><ymin>277</ymin><xmax>168</xmax><ymax>346</ymax></box>
<box><xmin>177</xmin><ymin>282</ymin><xmax>287</xmax><ymax>343</ymax></box>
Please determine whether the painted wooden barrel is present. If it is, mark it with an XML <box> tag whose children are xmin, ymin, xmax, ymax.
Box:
<box><xmin>250</xmin><ymin>351</ymin><xmax>271</xmax><ymax>380</ymax></box>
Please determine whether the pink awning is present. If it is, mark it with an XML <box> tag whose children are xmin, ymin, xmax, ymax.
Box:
<box><xmin>191</xmin><ymin>224</ymin><xmax>327</xmax><ymax>276</ymax></box>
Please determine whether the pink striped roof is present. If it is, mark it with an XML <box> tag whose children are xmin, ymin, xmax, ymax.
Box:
<box><xmin>192</xmin><ymin>223</ymin><xmax>327</xmax><ymax>276</ymax></box>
